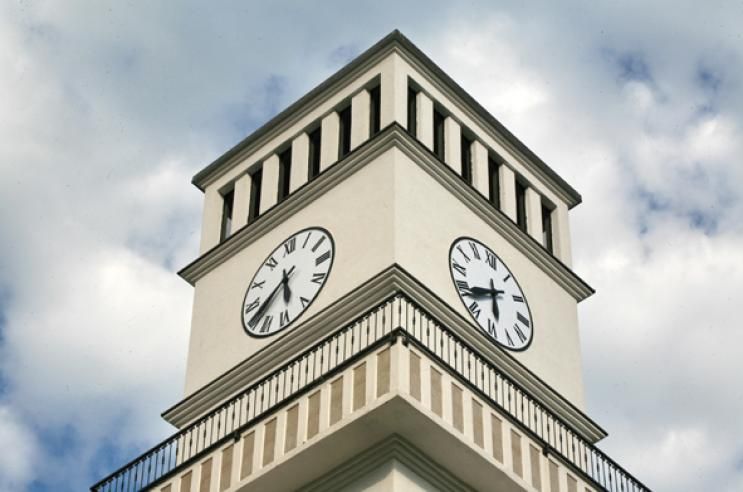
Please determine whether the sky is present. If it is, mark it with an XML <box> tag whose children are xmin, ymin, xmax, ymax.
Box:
<box><xmin>1</xmin><ymin>1</ymin><xmax>742</xmax><ymax>490</ymax></box>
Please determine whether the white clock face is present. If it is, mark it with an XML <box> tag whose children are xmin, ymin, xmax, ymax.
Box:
<box><xmin>242</xmin><ymin>227</ymin><xmax>335</xmax><ymax>337</ymax></box>
<box><xmin>449</xmin><ymin>237</ymin><xmax>533</xmax><ymax>351</ymax></box>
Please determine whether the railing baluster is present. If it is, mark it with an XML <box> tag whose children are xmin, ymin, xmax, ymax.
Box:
<box><xmin>92</xmin><ymin>293</ymin><xmax>650</xmax><ymax>492</ymax></box>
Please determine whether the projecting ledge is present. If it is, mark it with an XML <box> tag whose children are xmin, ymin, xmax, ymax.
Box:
<box><xmin>164</xmin><ymin>267</ymin><xmax>603</xmax><ymax>446</ymax></box>
<box><xmin>241</xmin><ymin>396</ymin><xmax>526</xmax><ymax>492</ymax></box>
<box><xmin>150</xmin><ymin>338</ymin><xmax>609</xmax><ymax>492</ymax></box>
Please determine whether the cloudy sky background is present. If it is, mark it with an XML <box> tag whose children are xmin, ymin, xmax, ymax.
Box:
<box><xmin>1</xmin><ymin>1</ymin><xmax>742</xmax><ymax>490</ymax></box>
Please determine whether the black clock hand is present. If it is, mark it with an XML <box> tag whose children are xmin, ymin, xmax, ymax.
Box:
<box><xmin>249</xmin><ymin>266</ymin><xmax>296</xmax><ymax>327</ymax></box>
<box><xmin>467</xmin><ymin>286</ymin><xmax>495</xmax><ymax>297</ymax></box>
<box><xmin>282</xmin><ymin>268</ymin><xmax>291</xmax><ymax>303</ymax></box>
<box><xmin>466</xmin><ymin>286</ymin><xmax>505</xmax><ymax>297</ymax></box>
<box><xmin>490</xmin><ymin>279</ymin><xmax>500</xmax><ymax>322</ymax></box>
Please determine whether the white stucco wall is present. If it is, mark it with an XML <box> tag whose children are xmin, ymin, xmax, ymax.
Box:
<box><xmin>185</xmin><ymin>46</ymin><xmax>587</xmax><ymax>409</ymax></box>
<box><xmin>392</xmin><ymin>149</ymin><xmax>585</xmax><ymax>407</ymax></box>
<box><xmin>185</xmin><ymin>147</ymin><xmax>585</xmax><ymax>408</ymax></box>
<box><xmin>185</xmin><ymin>149</ymin><xmax>398</xmax><ymax>395</ymax></box>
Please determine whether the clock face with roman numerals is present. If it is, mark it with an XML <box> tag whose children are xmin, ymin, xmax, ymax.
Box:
<box><xmin>242</xmin><ymin>227</ymin><xmax>335</xmax><ymax>337</ymax></box>
<box><xmin>449</xmin><ymin>237</ymin><xmax>533</xmax><ymax>351</ymax></box>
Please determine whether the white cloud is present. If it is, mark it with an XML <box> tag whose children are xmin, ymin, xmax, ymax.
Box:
<box><xmin>424</xmin><ymin>7</ymin><xmax>743</xmax><ymax>491</ymax></box>
<box><xmin>434</xmin><ymin>16</ymin><xmax>551</xmax><ymax>118</ymax></box>
<box><xmin>3</xmin><ymin>246</ymin><xmax>191</xmax><ymax>424</ymax></box>
<box><xmin>0</xmin><ymin>407</ymin><xmax>38</xmax><ymax>492</ymax></box>
<box><xmin>623</xmin><ymin>80</ymin><xmax>655</xmax><ymax>113</ymax></box>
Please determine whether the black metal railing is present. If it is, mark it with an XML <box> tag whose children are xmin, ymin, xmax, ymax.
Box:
<box><xmin>92</xmin><ymin>294</ymin><xmax>650</xmax><ymax>492</ymax></box>
<box><xmin>91</xmin><ymin>296</ymin><xmax>400</xmax><ymax>492</ymax></box>
<box><xmin>395</xmin><ymin>295</ymin><xmax>650</xmax><ymax>492</ymax></box>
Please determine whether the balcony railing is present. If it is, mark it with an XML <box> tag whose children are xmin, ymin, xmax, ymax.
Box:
<box><xmin>91</xmin><ymin>294</ymin><xmax>651</xmax><ymax>492</ymax></box>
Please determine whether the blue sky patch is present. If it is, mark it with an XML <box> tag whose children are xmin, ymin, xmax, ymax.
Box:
<box><xmin>328</xmin><ymin>44</ymin><xmax>360</xmax><ymax>67</ymax></box>
<box><xmin>616</xmin><ymin>52</ymin><xmax>653</xmax><ymax>83</ymax></box>
<box><xmin>219</xmin><ymin>74</ymin><xmax>289</xmax><ymax>144</ymax></box>
<box><xmin>696</xmin><ymin>65</ymin><xmax>722</xmax><ymax>94</ymax></box>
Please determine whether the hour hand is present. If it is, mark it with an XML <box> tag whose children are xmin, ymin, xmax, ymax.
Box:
<box><xmin>466</xmin><ymin>285</ymin><xmax>505</xmax><ymax>297</ymax></box>
<box><xmin>467</xmin><ymin>286</ymin><xmax>495</xmax><ymax>297</ymax></box>
<box><xmin>249</xmin><ymin>266</ymin><xmax>296</xmax><ymax>327</ymax></box>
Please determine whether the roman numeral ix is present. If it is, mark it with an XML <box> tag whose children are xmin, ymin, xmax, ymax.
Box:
<box><xmin>456</xmin><ymin>280</ymin><xmax>469</xmax><ymax>294</ymax></box>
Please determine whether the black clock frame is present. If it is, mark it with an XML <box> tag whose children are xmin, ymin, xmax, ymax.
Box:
<box><xmin>448</xmin><ymin>236</ymin><xmax>535</xmax><ymax>352</ymax></box>
<box><xmin>241</xmin><ymin>226</ymin><xmax>336</xmax><ymax>338</ymax></box>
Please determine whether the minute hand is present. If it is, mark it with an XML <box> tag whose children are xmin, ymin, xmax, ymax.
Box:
<box><xmin>249</xmin><ymin>266</ymin><xmax>295</xmax><ymax>327</ymax></box>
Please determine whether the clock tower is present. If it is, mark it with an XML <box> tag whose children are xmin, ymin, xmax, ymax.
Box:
<box><xmin>93</xmin><ymin>31</ymin><xmax>651</xmax><ymax>492</ymax></box>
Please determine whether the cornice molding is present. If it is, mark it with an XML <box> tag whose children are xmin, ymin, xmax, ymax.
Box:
<box><xmin>165</xmin><ymin>264</ymin><xmax>606</xmax><ymax>444</ymax></box>
<box><xmin>298</xmin><ymin>434</ymin><xmax>474</xmax><ymax>492</ymax></box>
<box><xmin>392</xmin><ymin>126</ymin><xmax>594</xmax><ymax>301</ymax></box>
<box><xmin>191</xmin><ymin>30</ymin><xmax>582</xmax><ymax>209</ymax></box>
<box><xmin>395</xmin><ymin>46</ymin><xmax>577</xmax><ymax>210</ymax></box>
<box><xmin>179</xmin><ymin>124</ymin><xmax>594</xmax><ymax>304</ymax></box>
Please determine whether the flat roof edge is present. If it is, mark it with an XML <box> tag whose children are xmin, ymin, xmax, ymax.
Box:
<box><xmin>191</xmin><ymin>30</ymin><xmax>582</xmax><ymax>208</ymax></box>
<box><xmin>191</xmin><ymin>30</ymin><xmax>406</xmax><ymax>191</ymax></box>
